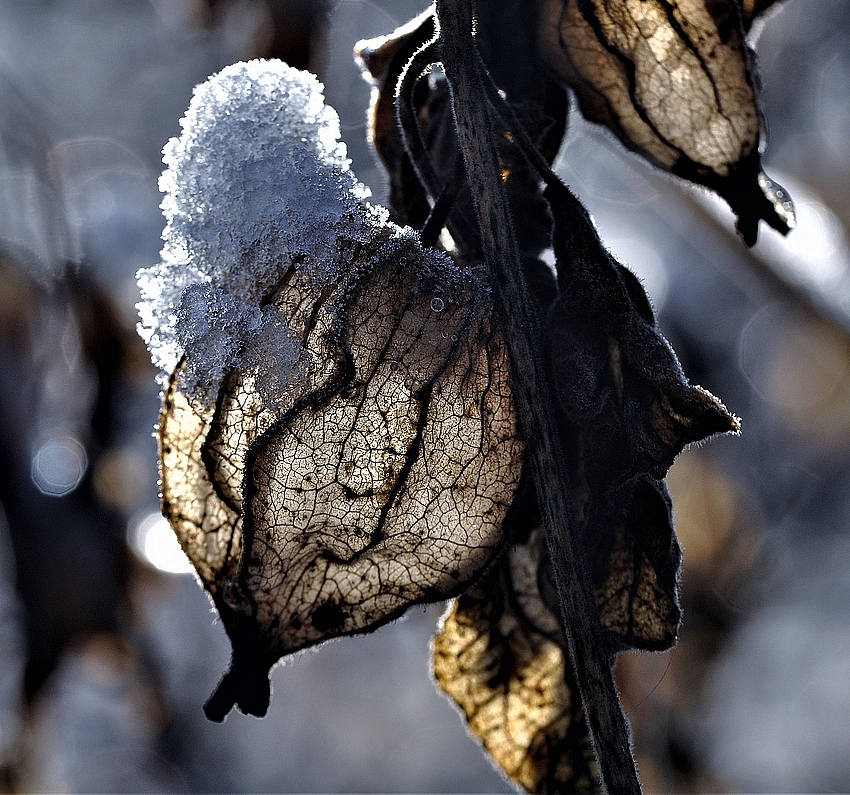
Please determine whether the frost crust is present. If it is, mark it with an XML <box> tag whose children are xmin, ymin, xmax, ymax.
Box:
<box><xmin>137</xmin><ymin>59</ymin><xmax>390</xmax><ymax>403</ymax></box>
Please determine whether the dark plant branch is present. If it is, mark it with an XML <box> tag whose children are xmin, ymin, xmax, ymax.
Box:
<box><xmin>395</xmin><ymin>36</ymin><xmax>480</xmax><ymax>248</ymax></box>
<box><xmin>433</xmin><ymin>0</ymin><xmax>641</xmax><ymax>792</ymax></box>
<box><xmin>395</xmin><ymin>37</ymin><xmax>442</xmax><ymax>198</ymax></box>
<box><xmin>474</xmin><ymin>54</ymin><xmax>574</xmax><ymax>197</ymax></box>
<box><xmin>418</xmin><ymin>152</ymin><xmax>466</xmax><ymax>247</ymax></box>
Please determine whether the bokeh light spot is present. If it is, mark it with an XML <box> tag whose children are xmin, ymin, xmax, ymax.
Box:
<box><xmin>129</xmin><ymin>512</ymin><xmax>193</xmax><ymax>575</ymax></box>
<box><xmin>30</xmin><ymin>436</ymin><xmax>88</xmax><ymax>497</ymax></box>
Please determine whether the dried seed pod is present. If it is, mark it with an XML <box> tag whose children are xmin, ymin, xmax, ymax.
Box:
<box><xmin>144</xmin><ymin>61</ymin><xmax>524</xmax><ymax>720</ymax></box>
<box><xmin>537</xmin><ymin>0</ymin><xmax>795</xmax><ymax>243</ymax></box>
<box><xmin>434</xmin><ymin>525</ymin><xmax>600</xmax><ymax>795</ymax></box>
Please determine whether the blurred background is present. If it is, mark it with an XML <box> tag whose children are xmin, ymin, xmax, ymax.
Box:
<box><xmin>0</xmin><ymin>0</ymin><xmax>848</xmax><ymax>791</ymax></box>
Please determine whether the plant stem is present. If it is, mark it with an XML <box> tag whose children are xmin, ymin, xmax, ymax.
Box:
<box><xmin>433</xmin><ymin>1</ymin><xmax>642</xmax><ymax>792</ymax></box>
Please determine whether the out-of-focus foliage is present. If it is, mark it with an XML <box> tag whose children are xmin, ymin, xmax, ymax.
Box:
<box><xmin>198</xmin><ymin>0</ymin><xmax>330</xmax><ymax>69</ymax></box>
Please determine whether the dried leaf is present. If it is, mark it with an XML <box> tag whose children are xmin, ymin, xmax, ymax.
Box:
<box><xmin>537</xmin><ymin>0</ymin><xmax>795</xmax><ymax>244</ymax></box>
<box><xmin>544</xmin><ymin>182</ymin><xmax>738</xmax><ymax>650</ymax></box>
<box><xmin>161</xmin><ymin>228</ymin><xmax>524</xmax><ymax>719</ymax></box>
<box><xmin>434</xmin><ymin>525</ymin><xmax>600</xmax><ymax>794</ymax></box>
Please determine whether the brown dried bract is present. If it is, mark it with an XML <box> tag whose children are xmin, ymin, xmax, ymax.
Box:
<box><xmin>544</xmin><ymin>182</ymin><xmax>738</xmax><ymax>651</ymax></box>
<box><xmin>356</xmin><ymin>12</ymin><xmax>439</xmax><ymax>231</ymax></box>
<box><xmin>434</xmin><ymin>526</ymin><xmax>599</xmax><ymax>794</ymax></box>
<box><xmin>537</xmin><ymin>0</ymin><xmax>794</xmax><ymax>243</ymax></box>
<box><xmin>591</xmin><ymin>480</ymin><xmax>682</xmax><ymax>649</ymax></box>
<box><xmin>159</xmin><ymin>228</ymin><xmax>524</xmax><ymax>720</ymax></box>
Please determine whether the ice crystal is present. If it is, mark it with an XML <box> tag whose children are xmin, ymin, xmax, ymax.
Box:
<box><xmin>137</xmin><ymin>59</ymin><xmax>389</xmax><ymax>402</ymax></box>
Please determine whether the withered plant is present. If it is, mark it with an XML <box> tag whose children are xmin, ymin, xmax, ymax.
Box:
<box><xmin>137</xmin><ymin>1</ymin><xmax>792</xmax><ymax>791</ymax></box>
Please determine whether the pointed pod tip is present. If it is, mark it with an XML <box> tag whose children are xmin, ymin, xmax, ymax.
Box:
<box><xmin>691</xmin><ymin>386</ymin><xmax>741</xmax><ymax>440</ymax></box>
<box><xmin>735</xmin><ymin>171</ymin><xmax>796</xmax><ymax>246</ymax></box>
<box><xmin>203</xmin><ymin>656</ymin><xmax>272</xmax><ymax>722</ymax></box>
<box><xmin>203</xmin><ymin>672</ymin><xmax>238</xmax><ymax>723</ymax></box>
<box><xmin>737</xmin><ymin>216</ymin><xmax>759</xmax><ymax>248</ymax></box>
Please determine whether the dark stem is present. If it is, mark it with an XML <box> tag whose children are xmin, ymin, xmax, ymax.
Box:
<box><xmin>419</xmin><ymin>152</ymin><xmax>466</xmax><ymax>247</ymax></box>
<box><xmin>473</xmin><ymin>50</ymin><xmax>601</xmax><ymax>234</ymax></box>
<box><xmin>396</xmin><ymin>39</ymin><xmax>443</xmax><ymax>198</ymax></box>
<box><xmin>396</xmin><ymin>41</ymin><xmax>481</xmax><ymax>248</ymax></box>
<box><xmin>433</xmin><ymin>1</ymin><xmax>642</xmax><ymax>792</ymax></box>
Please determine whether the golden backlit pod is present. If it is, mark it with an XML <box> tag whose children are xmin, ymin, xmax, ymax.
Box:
<box><xmin>537</xmin><ymin>0</ymin><xmax>795</xmax><ymax>244</ymax></box>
